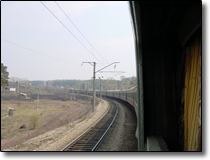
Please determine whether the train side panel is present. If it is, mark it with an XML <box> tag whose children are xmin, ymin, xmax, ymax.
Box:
<box><xmin>106</xmin><ymin>87</ymin><xmax>138</xmax><ymax>116</ymax></box>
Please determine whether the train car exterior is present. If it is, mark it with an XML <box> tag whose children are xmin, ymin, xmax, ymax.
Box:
<box><xmin>76</xmin><ymin>88</ymin><xmax>138</xmax><ymax>115</ymax></box>
<box><xmin>105</xmin><ymin>87</ymin><xmax>138</xmax><ymax>114</ymax></box>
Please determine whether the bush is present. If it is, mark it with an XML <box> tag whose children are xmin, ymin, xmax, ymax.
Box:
<box><xmin>29</xmin><ymin>113</ymin><xmax>39</xmax><ymax>129</ymax></box>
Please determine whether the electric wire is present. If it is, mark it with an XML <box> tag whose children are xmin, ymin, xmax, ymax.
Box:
<box><xmin>1</xmin><ymin>39</ymin><xmax>76</xmax><ymax>65</ymax></box>
<box><xmin>40</xmin><ymin>1</ymin><xmax>121</xmax><ymax>78</ymax></box>
<box><xmin>54</xmin><ymin>1</ymin><xmax>114</xmax><ymax>75</ymax></box>
<box><xmin>54</xmin><ymin>1</ymin><xmax>109</xmax><ymax>64</ymax></box>
<box><xmin>40</xmin><ymin>1</ymin><xmax>103</xmax><ymax>65</ymax></box>
<box><xmin>42</xmin><ymin>1</ymin><xmax>115</xmax><ymax>76</ymax></box>
<box><xmin>2</xmin><ymin>38</ymin><xmax>90</xmax><ymax>78</ymax></box>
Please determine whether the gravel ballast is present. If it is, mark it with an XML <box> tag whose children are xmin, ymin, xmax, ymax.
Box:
<box><xmin>97</xmin><ymin>100</ymin><xmax>138</xmax><ymax>151</ymax></box>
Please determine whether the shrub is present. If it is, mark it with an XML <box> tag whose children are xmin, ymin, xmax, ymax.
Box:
<box><xmin>29</xmin><ymin>113</ymin><xmax>39</xmax><ymax>129</ymax></box>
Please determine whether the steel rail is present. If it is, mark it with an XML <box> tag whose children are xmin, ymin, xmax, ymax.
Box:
<box><xmin>61</xmin><ymin>99</ymin><xmax>113</xmax><ymax>151</ymax></box>
<box><xmin>92</xmin><ymin>101</ymin><xmax>118</xmax><ymax>151</ymax></box>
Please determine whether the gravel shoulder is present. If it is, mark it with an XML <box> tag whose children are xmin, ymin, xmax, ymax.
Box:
<box><xmin>3</xmin><ymin>99</ymin><xmax>109</xmax><ymax>151</ymax></box>
<box><xmin>97</xmin><ymin>100</ymin><xmax>138</xmax><ymax>151</ymax></box>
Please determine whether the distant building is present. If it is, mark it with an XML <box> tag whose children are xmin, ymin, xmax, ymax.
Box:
<box><xmin>9</xmin><ymin>88</ymin><xmax>16</xmax><ymax>92</ymax></box>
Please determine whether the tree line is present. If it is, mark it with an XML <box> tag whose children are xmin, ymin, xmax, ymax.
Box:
<box><xmin>1</xmin><ymin>63</ymin><xmax>136</xmax><ymax>92</ymax></box>
<box><xmin>6</xmin><ymin>76</ymin><xmax>136</xmax><ymax>92</ymax></box>
<box><xmin>31</xmin><ymin>76</ymin><xmax>136</xmax><ymax>91</ymax></box>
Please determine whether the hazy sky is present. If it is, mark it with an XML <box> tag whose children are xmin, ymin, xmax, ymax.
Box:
<box><xmin>1</xmin><ymin>1</ymin><xmax>136</xmax><ymax>81</ymax></box>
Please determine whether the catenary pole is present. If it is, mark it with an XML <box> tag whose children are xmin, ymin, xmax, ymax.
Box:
<box><xmin>81</xmin><ymin>61</ymin><xmax>120</xmax><ymax>112</ymax></box>
<box><xmin>93</xmin><ymin>62</ymin><xmax>96</xmax><ymax>112</ymax></box>
<box><xmin>99</xmin><ymin>77</ymin><xmax>102</xmax><ymax>102</ymax></box>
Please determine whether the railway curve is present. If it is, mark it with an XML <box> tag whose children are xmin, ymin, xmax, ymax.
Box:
<box><xmin>61</xmin><ymin>99</ymin><xmax>118</xmax><ymax>151</ymax></box>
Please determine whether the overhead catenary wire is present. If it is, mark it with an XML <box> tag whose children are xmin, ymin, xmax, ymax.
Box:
<box><xmin>1</xmin><ymin>39</ymin><xmax>77</xmax><ymax>65</ymax></box>
<box><xmin>40</xmin><ymin>1</ymin><xmax>122</xmax><ymax>79</ymax></box>
<box><xmin>54</xmin><ymin>1</ymin><xmax>109</xmax><ymax>64</ymax></box>
<box><xmin>1</xmin><ymin>38</ymin><xmax>90</xmax><ymax>78</ymax></box>
<box><xmin>46</xmin><ymin>1</ymin><xmax>118</xmax><ymax>76</ymax></box>
<box><xmin>40</xmin><ymin>1</ymin><xmax>103</xmax><ymax>65</ymax></box>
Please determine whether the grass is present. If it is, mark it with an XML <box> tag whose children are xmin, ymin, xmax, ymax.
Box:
<box><xmin>1</xmin><ymin>97</ymin><xmax>91</xmax><ymax>144</ymax></box>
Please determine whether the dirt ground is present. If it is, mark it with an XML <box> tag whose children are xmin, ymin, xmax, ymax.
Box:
<box><xmin>1</xmin><ymin>96</ymin><xmax>94</xmax><ymax>150</ymax></box>
<box><xmin>2</xmin><ymin>99</ymin><xmax>109</xmax><ymax>151</ymax></box>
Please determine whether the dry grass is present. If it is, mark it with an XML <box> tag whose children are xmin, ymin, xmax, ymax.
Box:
<box><xmin>3</xmin><ymin>100</ymin><xmax>109</xmax><ymax>151</ymax></box>
<box><xmin>1</xmin><ymin>97</ymin><xmax>92</xmax><ymax>149</ymax></box>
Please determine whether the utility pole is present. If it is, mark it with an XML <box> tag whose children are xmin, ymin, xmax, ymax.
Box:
<box><xmin>86</xmin><ymin>81</ymin><xmax>89</xmax><ymax>95</ymax></box>
<box><xmin>82</xmin><ymin>62</ymin><xmax>120</xmax><ymax>112</ymax></box>
<box><xmin>93</xmin><ymin>62</ymin><xmax>96</xmax><ymax>112</ymax></box>
<box><xmin>16</xmin><ymin>81</ymin><xmax>18</xmax><ymax>94</ymax></box>
<box><xmin>99</xmin><ymin>77</ymin><xmax>102</xmax><ymax>102</ymax></box>
<box><xmin>82</xmin><ymin>62</ymin><xmax>96</xmax><ymax>112</ymax></box>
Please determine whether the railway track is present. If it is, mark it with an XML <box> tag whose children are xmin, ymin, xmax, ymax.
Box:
<box><xmin>61</xmin><ymin>99</ymin><xmax>118</xmax><ymax>151</ymax></box>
